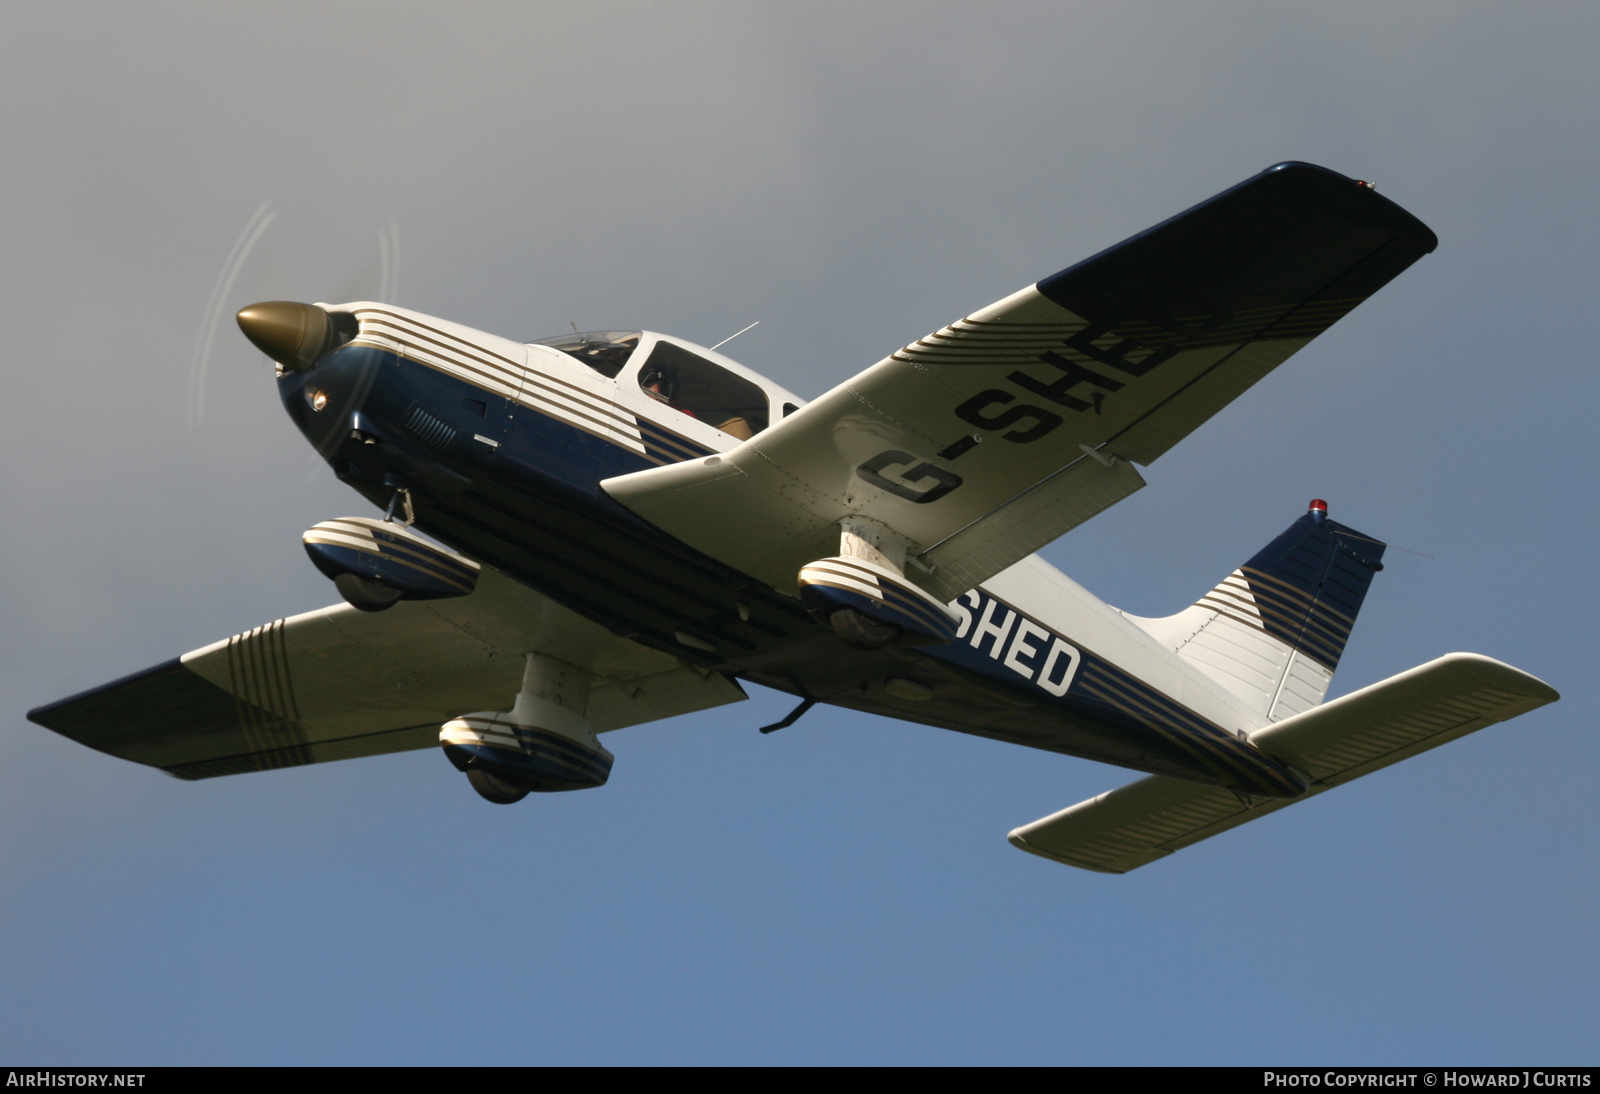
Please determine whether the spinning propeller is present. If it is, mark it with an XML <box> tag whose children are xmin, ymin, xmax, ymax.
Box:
<box><xmin>186</xmin><ymin>202</ymin><xmax>399</xmax><ymax>425</ymax></box>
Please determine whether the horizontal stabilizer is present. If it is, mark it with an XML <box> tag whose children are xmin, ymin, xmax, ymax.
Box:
<box><xmin>1007</xmin><ymin>653</ymin><xmax>1558</xmax><ymax>873</ymax></box>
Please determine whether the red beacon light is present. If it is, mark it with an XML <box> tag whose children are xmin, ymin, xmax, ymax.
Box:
<box><xmin>1308</xmin><ymin>498</ymin><xmax>1328</xmax><ymax>524</ymax></box>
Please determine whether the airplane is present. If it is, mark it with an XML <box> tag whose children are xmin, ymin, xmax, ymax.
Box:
<box><xmin>27</xmin><ymin>161</ymin><xmax>1559</xmax><ymax>874</ymax></box>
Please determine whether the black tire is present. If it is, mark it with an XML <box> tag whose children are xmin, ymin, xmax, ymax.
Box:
<box><xmin>829</xmin><ymin>607</ymin><xmax>901</xmax><ymax>651</ymax></box>
<box><xmin>334</xmin><ymin>572</ymin><xmax>404</xmax><ymax>612</ymax></box>
<box><xmin>466</xmin><ymin>768</ymin><xmax>529</xmax><ymax>804</ymax></box>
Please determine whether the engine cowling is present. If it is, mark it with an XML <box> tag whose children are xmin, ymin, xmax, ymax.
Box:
<box><xmin>798</xmin><ymin>555</ymin><xmax>960</xmax><ymax>650</ymax></box>
<box><xmin>303</xmin><ymin>516</ymin><xmax>479</xmax><ymax>612</ymax></box>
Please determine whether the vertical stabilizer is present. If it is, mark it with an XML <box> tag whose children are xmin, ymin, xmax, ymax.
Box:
<box><xmin>1128</xmin><ymin>501</ymin><xmax>1386</xmax><ymax>723</ymax></box>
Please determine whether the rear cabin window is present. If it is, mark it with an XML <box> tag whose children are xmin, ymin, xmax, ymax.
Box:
<box><xmin>530</xmin><ymin>331</ymin><xmax>641</xmax><ymax>378</ymax></box>
<box><xmin>637</xmin><ymin>341</ymin><xmax>770</xmax><ymax>439</ymax></box>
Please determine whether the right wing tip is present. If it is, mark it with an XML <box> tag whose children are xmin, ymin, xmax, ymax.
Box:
<box><xmin>1437</xmin><ymin>651</ymin><xmax>1560</xmax><ymax>705</ymax></box>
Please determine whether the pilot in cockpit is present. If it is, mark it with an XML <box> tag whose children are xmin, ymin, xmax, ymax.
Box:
<box><xmin>641</xmin><ymin>363</ymin><xmax>694</xmax><ymax>417</ymax></box>
<box><xmin>639</xmin><ymin>359</ymin><xmax>754</xmax><ymax>439</ymax></box>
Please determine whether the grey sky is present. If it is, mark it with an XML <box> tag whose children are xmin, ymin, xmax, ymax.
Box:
<box><xmin>2</xmin><ymin>2</ymin><xmax>1595</xmax><ymax>1063</ymax></box>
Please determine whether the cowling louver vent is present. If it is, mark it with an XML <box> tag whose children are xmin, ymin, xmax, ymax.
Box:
<box><xmin>402</xmin><ymin>403</ymin><xmax>458</xmax><ymax>450</ymax></box>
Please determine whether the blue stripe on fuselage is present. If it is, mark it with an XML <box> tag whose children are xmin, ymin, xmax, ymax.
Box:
<box><xmin>926</xmin><ymin>588</ymin><xmax>1305</xmax><ymax>797</ymax></box>
<box><xmin>279</xmin><ymin>344</ymin><xmax>814</xmax><ymax>658</ymax></box>
<box><xmin>286</xmin><ymin>344</ymin><xmax>668</xmax><ymax>496</ymax></box>
<box><xmin>284</xmin><ymin>344</ymin><xmax>1302</xmax><ymax>796</ymax></box>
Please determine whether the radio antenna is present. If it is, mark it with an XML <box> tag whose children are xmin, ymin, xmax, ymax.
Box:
<box><xmin>709</xmin><ymin>321</ymin><xmax>759</xmax><ymax>352</ymax></box>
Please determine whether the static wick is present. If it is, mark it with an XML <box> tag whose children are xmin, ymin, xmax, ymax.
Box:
<box><xmin>709</xmin><ymin>321</ymin><xmax>759</xmax><ymax>352</ymax></box>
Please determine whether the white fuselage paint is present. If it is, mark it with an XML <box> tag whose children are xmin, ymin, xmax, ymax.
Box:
<box><xmin>966</xmin><ymin>555</ymin><xmax>1269</xmax><ymax>734</ymax></box>
<box><xmin>329</xmin><ymin>302</ymin><xmax>1270</xmax><ymax>740</ymax></box>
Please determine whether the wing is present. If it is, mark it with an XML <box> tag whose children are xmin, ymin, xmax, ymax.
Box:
<box><xmin>27</xmin><ymin>567</ymin><xmax>745</xmax><ymax>780</ymax></box>
<box><xmin>603</xmin><ymin>162</ymin><xmax>1437</xmax><ymax>600</ymax></box>
<box><xmin>1006</xmin><ymin>654</ymin><xmax>1558</xmax><ymax>874</ymax></box>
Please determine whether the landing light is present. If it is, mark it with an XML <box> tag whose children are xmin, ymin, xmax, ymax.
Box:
<box><xmin>307</xmin><ymin>389</ymin><xmax>328</xmax><ymax>412</ymax></box>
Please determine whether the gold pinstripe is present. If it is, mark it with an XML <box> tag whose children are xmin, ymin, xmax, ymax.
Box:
<box><xmin>800</xmin><ymin>557</ymin><xmax>958</xmax><ymax>637</ymax></box>
<box><xmin>889</xmin><ymin>298</ymin><xmax>1363</xmax><ymax>367</ymax></box>
<box><xmin>352</xmin><ymin>308</ymin><xmax>646</xmax><ymax>453</ymax></box>
<box><xmin>304</xmin><ymin>519</ymin><xmax>480</xmax><ymax>594</ymax></box>
<box><xmin>1075</xmin><ymin>661</ymin><xmax>1301</xmax><ymax>796</ymax></box>
<box><xmin>223</xmin><ymin>620</ymin><xmax>310</xmax><ymax>770</ymax></box>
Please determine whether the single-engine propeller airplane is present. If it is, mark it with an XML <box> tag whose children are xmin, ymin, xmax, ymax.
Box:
<box><xmin>29</xmin><ymin>162</ymin><xmax>1559</xmax><ymax>873</ymax></box>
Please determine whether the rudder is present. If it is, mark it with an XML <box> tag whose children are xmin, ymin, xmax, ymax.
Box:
<box><xmin>1129</xmin><ymin>500</ymin><xmax>1386</xmax><ymax>723</ymax></box>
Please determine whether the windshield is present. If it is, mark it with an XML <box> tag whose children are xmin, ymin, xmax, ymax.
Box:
<box><xmin>531</xmin><ymin>330</ymin><xmax>641</xmax><ymax>378</ymax></box>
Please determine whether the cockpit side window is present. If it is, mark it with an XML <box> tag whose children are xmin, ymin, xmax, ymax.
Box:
<box><xmin>637</xmin><ymin>341</ymin><xmax>770</xmax><ymax>439</ymax></box>
<box><xmin>530</xmin><ymin>330</ymin><xmax>642</xmax><ymax>378</ymax></box>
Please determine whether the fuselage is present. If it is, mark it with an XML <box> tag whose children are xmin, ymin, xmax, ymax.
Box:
<box><xmin>280</xmin><ymin>303</ymin><xmax>1305</xmax><ymax>798</ymax></box>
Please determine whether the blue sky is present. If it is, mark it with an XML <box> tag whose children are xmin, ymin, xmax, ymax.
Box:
<box><xmin>1</xmin><ymin>2</ymin><xmax>1595</xmax><ymax>1064</ymax></box>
